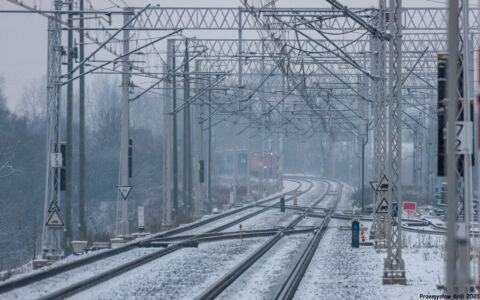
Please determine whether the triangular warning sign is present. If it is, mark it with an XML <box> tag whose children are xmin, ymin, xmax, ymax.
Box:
<box><xmin>48</xmin><ymin>201</ymin><xmax>60</xmax><ymax>213</ymax></box>
<box><xmin>118</xmin><ymin>185</ymin><xmax>132</xmax><ymax>200</ymax></box>
<box><xmin>376</xmin><ymin>175</ymin><xmax>389</xmax><ymax>192</ymax></box>
<box><xmin>375</xmin><ymin>197</ymin><xmax>389</xmax><ymax>214</ymax></box>
<box><xmin>369</xmin><ymin>181</ymin><xmax>378</xmax><ymax>192</ymax></box>
<box><xmin>46</xmin><ymin>210</ymin><xmax>64</xmax><ymax>227</ymax></box>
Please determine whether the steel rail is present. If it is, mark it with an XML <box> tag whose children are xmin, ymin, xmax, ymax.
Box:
<box><xmin>150</xmin><ymin>227</ymin><xmax>318</xmax><ymax>244</ymax></box>
<box><xmin>186</xmin><ymin>228</ymin><xmax>317</xmax><ymax>244</ymax></box>
<box><xmin>195</xmin><ymin>217</ymin><xmax>306</xmax><ymax>300</ymax></box>
<box><xmin>275</xmin><ymin>181</ymin><xmax>343</xmax><ymax>300</ymax></box>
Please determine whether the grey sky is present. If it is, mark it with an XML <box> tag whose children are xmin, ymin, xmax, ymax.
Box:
<box><xmin>0</xmin><ymin>0</ymin><xmax>446</xmax><ymax>111</ymax></box>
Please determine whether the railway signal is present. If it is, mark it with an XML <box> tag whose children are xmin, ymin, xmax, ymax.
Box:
<box><xmin>352</xmin><ymin>220</ymin><xmax>360</xmax><ymax>248</ymax></box>
<box><xmin>128</xmin><ymin>138</ymin><xmax>133</xmax><ymax>178</ymax></box>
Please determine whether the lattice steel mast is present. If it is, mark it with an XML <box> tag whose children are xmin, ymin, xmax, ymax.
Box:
<box><xmin>384</xmin><ymin>0</ymin><xmax>406</xmax><ymax>284</ymax></box>
<box><xmin>42</xmin><ymin>0</ymin><xmax>63</xmax><ymax>258</ymax></box>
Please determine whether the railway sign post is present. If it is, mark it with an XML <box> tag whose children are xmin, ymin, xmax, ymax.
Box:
<box><xmin>403</xmin><ymin>202</ymin><xmax>416</xmax><ymax>210</ymax></box>
<box><xmin>352</xmin><ymin>220</ymin><xmax>359</xmax><ymax>248</ymax></box>
<box><xmin>392</xmin><ymin>202</ymin><xmax>398</xmax><ymax>218</ymax></box>
<box><xmin>46</xmin><ymin>210</ymin><xmax>64</xmax><ymax>227</ymax></box>
<box><xmin>48</xmin><ymin>201</ymin><xmax>60</xmax><ymax>213</ymax></box>
<box><xmin>376</xmin><ymin>175</ymin><xmax>388</xmax><ymax>192</ymax></box>
<box><xmin>118</xmin><ymin>185</ymin><xmax>132</xmax><ymax>200</ymax></box>
<box><xmin>403</xmin><ymin>202</ymin><xmax>416</xmax><ymax>219</ymax></box>
<box><xmin>370</xmin><ymin>181</ymin><xmax>378</xmax><ymax>192</ymax></box>
<box><xmin>50</xmin><ymin>152</ymin><xmax>63</xmax><ymax>168</ymax></box>
<box><xmin>375</xmin><ymin>197</ymin><xmax>389</xmax><ymax>214</ymax></box>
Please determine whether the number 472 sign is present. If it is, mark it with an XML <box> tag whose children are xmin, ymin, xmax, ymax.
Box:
<box><xmin>454</xmin><ymin>121</ymin><xmax>473</xmax><ymax>154</ymax></box>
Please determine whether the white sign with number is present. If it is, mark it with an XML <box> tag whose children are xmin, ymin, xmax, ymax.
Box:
<box><xmin>455</xmin><ymin>121</ymin><xmax>473</xmax><ymax>154</ymax></box>
<box><xmin>50</xmin><ymin>152</ymin><xmax>63</xmax><ymax>168</ymax></box>
<box><xmin>445</xmin><ymin>121</ymin><xmax>473</xmax><ymax>154</ymax></box>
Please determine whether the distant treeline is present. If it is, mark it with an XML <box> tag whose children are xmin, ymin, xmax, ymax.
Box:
<box><xmin>0</xmin><ymin>76</ymin><xmax>164</xmax><ymax>271</ymax></box>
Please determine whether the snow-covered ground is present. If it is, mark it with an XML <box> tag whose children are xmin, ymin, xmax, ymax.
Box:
<box><xmin>218</xmin><ymin>234</ymin><xmax>312</xmax><ymax>300</ymax></box>
<box><xmin>69</xmin><ymin>238</ymin><xmax>268</xmax><ymax>300</ymax></box>
<box><xmin>6</xmin><ymin>178</ymin><xmax>444</xmax><ymax>300</ymax></box>
<box><xmin>172</xmin><ymin>179</ymin><xmax>304</xmax><ymax>236</ymax></box>
<box><xmin>168</xmin><ymin>178</ymin><xmax>301</xmax><ymax>234</ymax></box>
<box><xmin>0</xmin><ymin>179</ymin><xmax>306</xmax><ymax>299</ymax></box>
<box><xmin>294</xmin><ymin>218</ymin><xmax>444</xmax><ymax>300</ymax></box>
<box><xmin>230</xmin><ymin>209</ymin><xmax>299</xmax><ymax>231</ymax></box>
<box><xmin>1</xmin><ymin>248</ymin><xmax>159</xmax><ymax>300</ymax></box>
<box><xmin>296</xmin><ymin>180</ymin><xmax>328</xmax><ymax>207</ymax></box>
<box><xmin>295</xmin><ymin>182</ymin><xmax>445</xmax><ymax>300</ymax></box>
<box><xmin>296</xmin><ymin>216</ymin><xmax>323</xmax><ymax>227</ymax></box>
<box><xmin>172</xmin><ymin>206</ymin><xmax>265</xmax><ymax>236</ymax></box>
<box><xmin>225</xmin><ymin>179</ymin><xmax>330</xmax><ymax>231</ymax></box>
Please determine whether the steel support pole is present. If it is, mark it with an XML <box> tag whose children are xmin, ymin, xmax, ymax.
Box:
<box><xmin>78</xmin><ymin>0</ymin><xmax>86</xmax><ymax>242</ymax></box>
<box><xmin>119</xmin><ymin>10</ymin><xmax>131</xmax><ymax>237</ymax></box>
<box><xmin>207</xmin><ymin>78</ymin><xmax>212</xmax><ymax>212</ymax></box>
<box><xmin>162</xmin><ymin>61</ymin><xmax>173</xmax><ymax>227</ymax></box>
<box><xmin>447</xmin><ymin>0</ymin><xmax>473</xmax><ymax>294</ymax></box>
<box><xmin>193</xmin><ymin>60</ymin><xmax>201</xmax><ymax>215</ymax></box>
<box><xmin>279</xmin><ymin>73</ymin><xmax>285</xmax><ymax>188</ymax></box>
<box><xmin>260</xmin><ymin>39</ymin><xmax>266</xmax><ymax>197</ymax></box>
<box><xmin>199</xmin><ymin>75</ymin><xmax>205</xmax><ymax>211</ymax></box>
<box><xmin>247</xmin><ymin>130</ymin><xmax>251</xmax><ymax>198</ymax></box>
<box><xmin>235</xmin><ymin>7</ymin><xmax>243</xmax><ymax>203</ymax></box>
<box><xmin>384</xmin><ymin>0</ymin><xmax>406</xmax><ymax>284</ymax></box>
<box><xmin>183</xmin><ymin>39</ymin><xmax>192</xmax><ymax>219</ymax></box>
<box><xmin>362</xmin><ymin>140</ymin><xmax>365</xmax><ymax>214</ymax></box>
<box><xmin>64</xmin><ymin>0</ymin><xmax>73</xmax><ymax>254</ymax></box>
<box><xmin>169</xmin><ymin>40</ymin><xmax>179</xmax><ymax>224</ymax></box>
<box><xmin>427</xmin><ymin>102</ymin><xmax>434</xmax><ymax>205</ymax></box>
<box><xmin>373</xmin><ymin>0</ymin><xmax>387</xmax><ymax>245</ymax></box>
<box><xmin>233</xmin><ymin>113</ymin><xmax>238</xmax><ymax>204</ymax></box>
<box><xmin>42</xmin><ymin>0</ymin><xmax>63</xmax><ymax>258</ymax></box>
<box><xmin>461</xmin><ymin>0</ymin><xmax>473</xmax><ymax>289</ymax></box>
<box><xmin>446</xmin><ymin>0</ymin><xmax>460</xmax><ymax>294</ymax></box>
<box><xmin>370</xmin><ymin>14</ymin><xmax>379</xmax><ymax>239</ymax></box>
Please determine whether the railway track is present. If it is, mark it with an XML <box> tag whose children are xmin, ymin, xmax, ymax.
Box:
<box><xmin>4</xmin><ymin>177</ymin><xmax>442</xmax><ymax>299</ymax></box>
<box><xmin>274</xmin><ymin>181</ymin><xmax>343</xmax><ymax>300</ymax></box>
<box><xmin>0</xmin><ymin>177</ymin><xmax>317</xmax><ymax>299</ymax></box>
<box><xmin>196</xmin><ymin>179</ymin><xmax>334</xmax><ymax>300</ymax></box>
<box><xmin>141</xmin><ymin>227</ymin><xmax>317</xmax><ymax>247</ymax></box>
